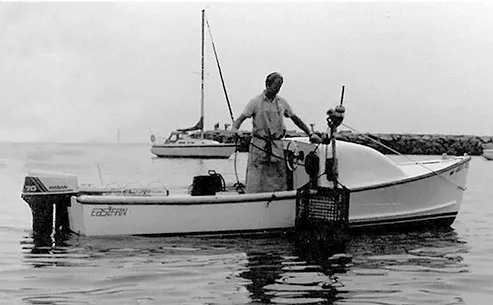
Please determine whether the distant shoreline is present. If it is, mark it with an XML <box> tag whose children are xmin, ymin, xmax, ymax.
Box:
<box><xmin>2</xmin><ymin>132</ymin><xmax>491</xmax><ymax>156</ymax></box>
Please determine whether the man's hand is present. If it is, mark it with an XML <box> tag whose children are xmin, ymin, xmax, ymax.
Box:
<box><xmin>231</xmin><ymin>128</ymin><xmax>242</xmax><ymax>138</ymax></box>
<box><xmin>309</xmin><ymin>132</ymin><xmax>322</xmax><ymax>144</ymax></box>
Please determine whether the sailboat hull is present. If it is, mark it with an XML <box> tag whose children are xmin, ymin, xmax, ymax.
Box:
<box><xmin>151</xmin><ymin>143</ymin><xmax>237</xmax><ymax>158</ymax></box>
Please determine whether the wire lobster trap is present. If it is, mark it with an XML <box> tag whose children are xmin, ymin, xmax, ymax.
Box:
<box><xmin>295</xmin><ymin>186</ymin><xmax>350</xmax><ymax>243</ymax></box>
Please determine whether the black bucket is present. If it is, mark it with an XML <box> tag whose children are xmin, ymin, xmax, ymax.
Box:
<box><xmin>190</xmin><ymin>170</ymin><xmax>225</xmax><ymax>196</ymax></box>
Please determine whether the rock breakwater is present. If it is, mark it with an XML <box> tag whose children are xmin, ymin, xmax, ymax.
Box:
<box><xmin>200</xmin><ymin>130</ymin><xmax>493</xmax><ymax>156</ymax></box>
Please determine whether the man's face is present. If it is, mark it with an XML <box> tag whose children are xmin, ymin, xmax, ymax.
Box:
<box><xmin>266</xmin><ymin>77</ymin><xmax>283</xmax><ymax>97</ymax></box>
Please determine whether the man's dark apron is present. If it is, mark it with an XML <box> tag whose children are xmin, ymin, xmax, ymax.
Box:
<box><xmin>245</xmin><ymin>98</ymin><xmax>287</xmax><ymax>193</ymax></box>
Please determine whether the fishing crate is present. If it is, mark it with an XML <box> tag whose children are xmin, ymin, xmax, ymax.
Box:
<box><xmin>295</xmin><ymin>186</ymin><xmax>350</xmax><ymax>241</ymax></box>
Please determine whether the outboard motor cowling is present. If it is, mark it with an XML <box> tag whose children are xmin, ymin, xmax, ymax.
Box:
<box><xmin>21</xmin><ymin>173</ymin><xmax>79</xmax><ymax>238</ymax></box>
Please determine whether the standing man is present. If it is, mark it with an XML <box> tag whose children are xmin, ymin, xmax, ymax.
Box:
<box><xmin>232</xmin><ymin>72</ymin><xmax>321</xmax><ymax>193</ymax></box>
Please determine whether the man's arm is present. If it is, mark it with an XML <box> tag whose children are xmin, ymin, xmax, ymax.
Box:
<box><xmin>232</xmin><ymin>114</ymin><xmax>248</xmax><ymax>131</ymax></box>
<box><xmin>291</xmin><ymin>114</ymin><xmax>322</xmax><ymax>143</ymax></box>
<box><xmin>290</xmin><ymin>114</ymin><xmax>312</xmax><ymax>135</ymax></box>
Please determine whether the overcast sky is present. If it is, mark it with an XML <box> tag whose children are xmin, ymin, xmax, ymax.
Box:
<box><xmin>1</xmin><ymin>1</ymin><xmax>492</xmax><ymax>143</ymax></box>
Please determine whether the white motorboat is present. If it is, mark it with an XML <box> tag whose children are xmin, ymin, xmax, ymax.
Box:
<box><xmin>150</xmin><ymin>10</ymin><xmax>237</xmax><ymax>159</ymax></box>
<box><xmin>21</xmin><ymin>84</ymin><xmax>472</xmax><ymax>237</ymax></box>
<box><xmin>21</xmin><ymin>137</ymin><xmax>471</xmax><ymax>237</ymax></box>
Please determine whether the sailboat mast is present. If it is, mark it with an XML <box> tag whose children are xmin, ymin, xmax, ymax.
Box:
<box><xmin>200</xmin><ymin>9</ymin><xmax>205</xmax><ymax>138</ymax></box>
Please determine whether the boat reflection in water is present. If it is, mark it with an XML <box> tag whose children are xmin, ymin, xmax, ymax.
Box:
<box><xmin>237</xmin><ymin>228</ymin><xmax>468</xmax><ymax>304</ymax></box>
<box><xmin>19</xmin><ymin>228</ymin><xmax>468</xmax><ymax>304</ymax></box>
<box><xmin>239</xmin><ymin>233</ymin><xmax>347</xmax><ymax>304</ymax></box>
<box><xmin>20</xmin><ymin>230</ymin><xmax>74</xmax><ymax>269</ymax></box>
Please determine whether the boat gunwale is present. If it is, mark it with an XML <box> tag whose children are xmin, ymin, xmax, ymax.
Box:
<box><xmin>75</xmin><ymin>156</ymin><xmax>470</xmax><ymax>205</ymax></box>
<box><xmin>76</xmin><ymin>190</ymin><xmax>298</xmax><ymax>205</ymax></box>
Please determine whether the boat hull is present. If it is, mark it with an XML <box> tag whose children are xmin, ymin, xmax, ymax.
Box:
<box><xmin>68</xmin><ymin>156</ymin><xmax>470</xmax><ymax>236</ymax></box>
<box><xmin>349</xmin><ymin>159</ymin><xmax>469</xmax><ymax>228</ymax></box>
<box><xmin>69</xmin><ymin>192</ymin><xmax>297</xmax><ymax>236</ymax></box>
<box><xmin>151</xmin><ymin>143</ymin><xmax>237</xmax><ymax>158</ymax></box>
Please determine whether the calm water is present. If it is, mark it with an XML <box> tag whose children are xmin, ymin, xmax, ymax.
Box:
<box><xmin>1</xmin><ymin>142</ymin><xmax>492</xmax><ymax>305</ymax></box>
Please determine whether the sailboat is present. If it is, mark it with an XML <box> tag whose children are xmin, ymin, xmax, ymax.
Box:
<box><xmin>150</xmin><ymin>10</ymin><xmax>237</xmax><ymax>159</ymax></box>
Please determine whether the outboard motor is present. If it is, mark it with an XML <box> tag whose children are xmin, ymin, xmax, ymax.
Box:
<box><xmin>21</xmin><ymin>173</ymin><xmax>79</xmax><ymax>239</ymax></box>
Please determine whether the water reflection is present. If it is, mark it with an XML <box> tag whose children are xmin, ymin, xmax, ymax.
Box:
<box><xmin>234</xmin><ymin>232</ymin><xmax>350</xmax><ymax>305</ymax></box>
<box><xmin>20</xmin><ymin>230</ymin><xmax>77</xmax><ymax>268</ymax></box>
<box><xmin>236</xmin><ymin>228</ymin><xmax>469</xmax><ymax>305</ymax></box>
<box><xmin>240</xmin><ymin>242</ymin><xmax>344</xmax><ymax>304</ymax></box>
<box><xmin>336</xmin><ymin>228</ymin><xmax>470</xmax><ymax>304</ymax></box>
<box><xmin>19</xmin><ymin>228</ymin><xmax>469</xmax><ymax>304</ymax></box>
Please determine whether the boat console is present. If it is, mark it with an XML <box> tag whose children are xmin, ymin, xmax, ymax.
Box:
<box><xmin>283</xmin><ymin>137</ymin><xmax>406</xmax><ymax>190</ymax></box>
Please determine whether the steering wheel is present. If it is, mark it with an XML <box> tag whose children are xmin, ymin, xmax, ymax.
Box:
<box><xmin>285</xmin><ymin>140</ymin><xmax>301</xmax><ymax>172</ymax></box>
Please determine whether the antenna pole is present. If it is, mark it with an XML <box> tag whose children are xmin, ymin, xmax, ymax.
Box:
<box><xmin>200</xmin><ymin>9</ymin><xmax>205</xmax><ymax>138</ymax></box>
<box><xmin>340</xmin><ymin>85</ymin><xmax>345</xmax><ymax>106</ymax></box>
<box><xmin>330</xmin><ymin>85</ymin><xmax>345</xmax><ymax>188</ymax></box>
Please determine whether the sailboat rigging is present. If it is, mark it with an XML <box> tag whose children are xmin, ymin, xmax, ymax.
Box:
<box><xmin>150</xmin><ymin>9</ymin><xmax>236</xmax><ymax>158</ymax></box>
